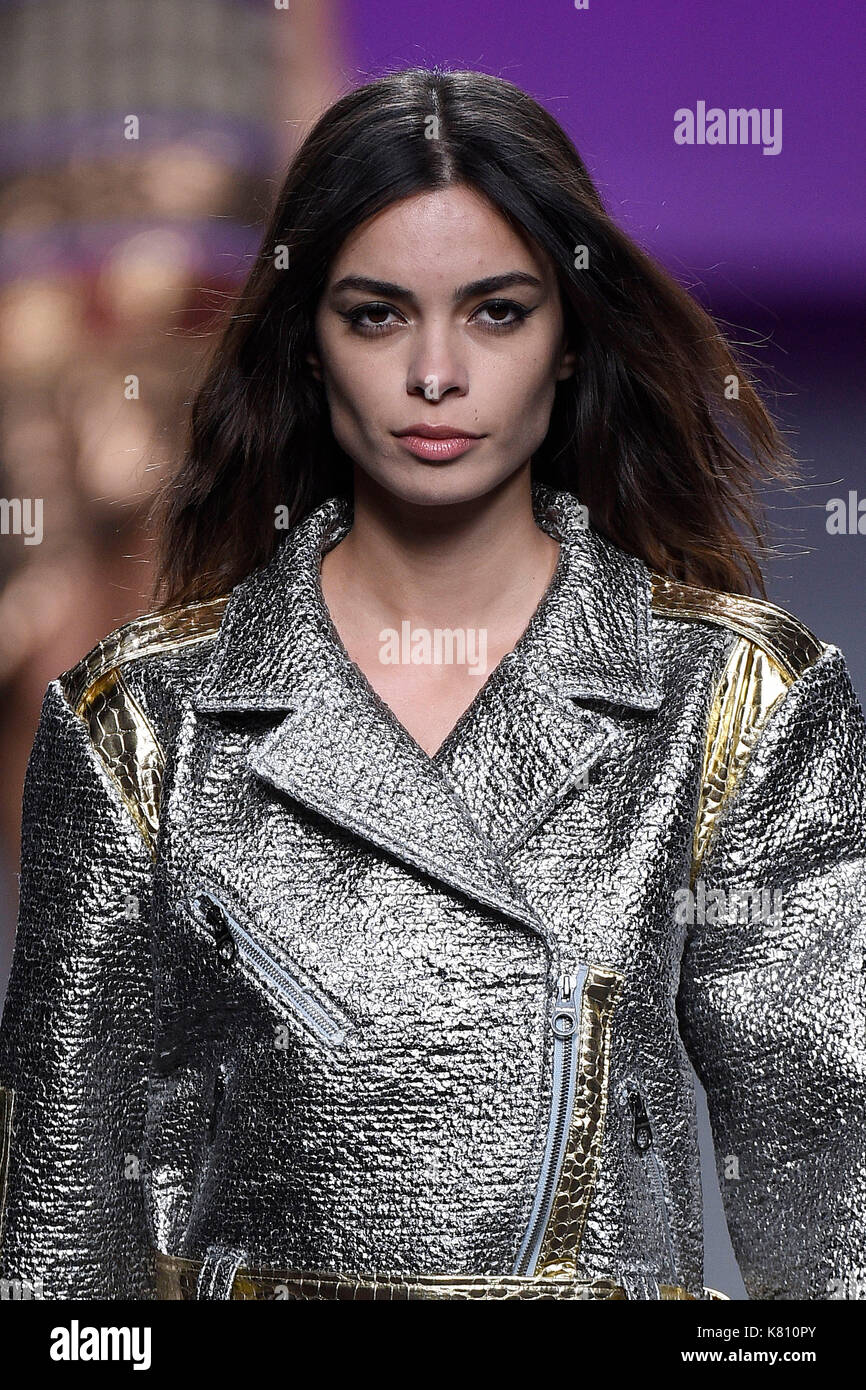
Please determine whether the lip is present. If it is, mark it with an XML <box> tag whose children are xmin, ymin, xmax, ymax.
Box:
<box><xmin>393</xmin><ymin>424</ymin><xmax>482</xmax><ymax>439</ymax></box>
<box><xmin>395</xmin><ymin>434</ymin><xmax>481</xmax><ymax>462</ymax></box>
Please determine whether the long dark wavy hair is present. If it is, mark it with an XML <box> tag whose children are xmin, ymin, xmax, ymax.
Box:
<box><xmin>149</xmin><ymin>65</ymin><xmax>798</xmax><ymax>610</ymax></box>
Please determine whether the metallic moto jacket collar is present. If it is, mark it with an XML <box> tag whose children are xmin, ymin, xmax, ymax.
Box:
<box><xmin>193</xmin><ymin>483</ymin><xmax>663</xmax><ymax>714</ymax></box>
<box><xmin>191</xmin><ymin>484</ymin><xmax>664</xmax><ymax>946</ymax></box>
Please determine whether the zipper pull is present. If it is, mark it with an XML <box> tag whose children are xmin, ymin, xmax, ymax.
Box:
<box><xmin>191</xmin><ymin>892</ymin><xmax>237</xmax><ymax>964</ymax></box>
<box><xmin>629</xmin><ymin>1089</ymin><xmax>653</xmax><ymax>1152</ymax></box>
<box><xmin>550</xmin><ymin>972</ymin><xmax>579</xmax><ymax>1039</ymax></box>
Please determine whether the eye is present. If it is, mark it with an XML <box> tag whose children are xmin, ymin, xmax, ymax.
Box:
<box><xmin>470</xmin><ymin>299</ymin><xmax>532</xmax><ymax>333</ymax></box>
<box><xmin>341</xmin><ymin>298</ymin><xmax>534</xmax><ymax>337</ymax></box>
<box><xmin>342</xmin><ymin>303</ymin><xmax>404</xmax><ymax>335</ymax></box>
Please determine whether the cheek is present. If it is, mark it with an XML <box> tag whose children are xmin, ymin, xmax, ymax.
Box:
<box><xmin>323</xmin><ymin>353</ymin><xmax>396</xmax><ymax>447</ymax></box>
<box><xmin>484</xmin><ymin>314</ymin><xmax>563</xmax><ymax>394</ymax></box>
<box><xmin>484</xmin><ymin>348</ymin><xmax>559</xmax><ymax>422</ymax></box>
<box><xmin>314</xmin><ymin>320</ymin><xmax>364</xmax><ymax>395</ymax></box>
<box><xmin>324</xmin><ymin>346</ymin><xmax>382</xmax><ymax>413</ymax></box>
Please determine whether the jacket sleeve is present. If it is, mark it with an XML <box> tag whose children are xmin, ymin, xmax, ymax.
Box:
<box><xmin>676</xmin><ymin>642</ymin><xmax>866</xmax><ymax>1300</ymax></box>
<box><xmin>0</xmin><ymin>678</ymin><xmax>157</xmax><ymax>1299</ymax></box>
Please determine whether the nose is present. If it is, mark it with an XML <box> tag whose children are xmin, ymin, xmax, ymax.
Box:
<box><xmin>405</xmin><ymin>324</ymin><xmax>469</xmax><ymax>401</ymax></box>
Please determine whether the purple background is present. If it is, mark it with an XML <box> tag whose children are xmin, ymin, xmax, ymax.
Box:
<box><xmin>344</xmin><ymin>0</ymin><xmax>864</xmax><ymax>306</ymax></box>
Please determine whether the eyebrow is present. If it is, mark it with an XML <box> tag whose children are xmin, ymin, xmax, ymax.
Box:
<box><xmin>327</xmin><ymin>271</ymin><xmax>544</xmax><ymax>306</ymax></box>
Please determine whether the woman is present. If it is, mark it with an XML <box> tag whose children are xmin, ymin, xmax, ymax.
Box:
<box><xmin>0</xmin><ymin>67</ymin><xmax>863</xmax><ymax>1302</ymax></box>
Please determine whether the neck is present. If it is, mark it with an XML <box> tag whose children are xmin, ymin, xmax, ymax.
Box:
<box><xmin>320</xmin><ymin>465</ymin><xmax>561</xmax><ymax>633</ymax></box>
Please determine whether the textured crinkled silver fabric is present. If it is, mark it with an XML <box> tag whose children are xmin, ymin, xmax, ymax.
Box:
<box><xmin>0</xmin><ymin>482</ymin><xmax>864</xmax><ymax>1300</ymax></box>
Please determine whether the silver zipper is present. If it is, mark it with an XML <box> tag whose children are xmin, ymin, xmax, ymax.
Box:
<box><xmin>185</xmin><ymin>888</ymin><xmax>350</xmax><ymax>1048</ymax></box>
<box><xmin>628</xmin><ymin>1083</ymin><xmax>679</xmax><ymax>1282</ymax></box>
<box><xmin>512</xmin><ymin>963</ymin><xmax>588</xmax><ymax>1276</ymax></box>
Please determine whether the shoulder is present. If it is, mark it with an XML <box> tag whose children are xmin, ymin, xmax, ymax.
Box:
<box><xmin>58</xmin><ymin>594</ymin><xmax>231</xmax><ymax>716</ymax></box>
<box><xmin>55</xmin><ymin>594</ymin><xmax>231</xmax><ymax>858</ymax></box>
<box><xmin>649</xmin><ymin>571</ymin><xmax>825</xmax><ymax>683</ymax></box>
<box><xmin>649</xmin><ymin>573</ymin><xmax>832</xmax><ymax>880</ymax></box>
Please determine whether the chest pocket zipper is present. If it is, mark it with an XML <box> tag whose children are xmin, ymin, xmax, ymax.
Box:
<box><xmin>184</xmin><ymin>888</ymin><xmax>352</xmax><ymax>1049</ymax></box>
<box><xmin>627</xmin><ymin>1083</ymin><xmax>679</xmax><ymax>1284</ymax></box>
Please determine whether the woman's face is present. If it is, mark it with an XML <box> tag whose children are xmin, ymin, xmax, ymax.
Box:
<box><xmin>309</xmin><ymin>183</ymin><xmax>576</xmax><ymax>509</ymax></box>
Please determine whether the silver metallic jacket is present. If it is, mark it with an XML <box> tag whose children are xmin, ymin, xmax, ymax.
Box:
<box><xmin>1</xmin><ymin>483</ymin><xmax>864</xmax><ymax>1301</ymax></box>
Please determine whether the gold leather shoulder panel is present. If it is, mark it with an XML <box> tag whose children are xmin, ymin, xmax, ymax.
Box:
<box><xmin>691</xmin><ymin>637</ymin><xmax>789</xmax><ymax>881</ymax></box>
<box><xmin>650</xmin><ymin>573</ymin><xmax>825</xmax><ymax>680</ymax></box>
<box><xmin>59</xmin><ymin>594</ymin><xmax>232</xmax><ymax>715</ymax></box>
<box><xmin>649</xmin><ymin>574</ymin><xmax>827</xmax><ymax>880</ymax></box>
<box><xmin>58</xmin><ymin>595</ymin><xmax>231</xmax><ymax>858</ymax></box>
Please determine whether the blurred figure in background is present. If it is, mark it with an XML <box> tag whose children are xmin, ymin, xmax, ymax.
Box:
<box><xmin>0</xmin><ymin>0</ymin><xmax>346</xmax><ymax>988</ymax></box>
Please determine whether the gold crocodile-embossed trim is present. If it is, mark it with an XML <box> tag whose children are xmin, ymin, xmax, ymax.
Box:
<box><xmin>58</xmin><ymin>595</ymin><xmax>231</xmax><ymax>858</ymax></box>
<box><xmin>0</xmin><ymin>1085</ymin><xmax>14</xmax><ymax>1251</ymax></box>
<box><xmin>650</xmin><ymin>573</ymin><xmax>825</xmax><ymax>681</ymax></box>
<box><xmin>71</xmin><ymin>668</ymin><xmax>166</xmax><ymax>859</ymax></box>
<box><xmin>535</xmin><ymin>965</ymin><xmax>625</xmax><ymax>1277</ymax></box>
<box><xmin>690</xmin><ymin>637</ymin><xmax>789</xmax><ymax>882</ymax></box>
<box><xmin>153</xmin><ymin>1250</ymin><xmax>710</xmax><ymax>1300</ymax></box>
<box><xmin>650</xmin><ymin>574</ymin><xmax>826</xmax><ymax>882</ymax></box>
<box><xmin>59</xmin><ymin>595</ymin><xmax>232</xmax><ymax>713</ymax></box>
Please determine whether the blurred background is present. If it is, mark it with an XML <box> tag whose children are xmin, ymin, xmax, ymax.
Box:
<box><xmin>0</xmin><ymin>0</ymin><xmax>862</xmax><ymax>1300</ymax></box>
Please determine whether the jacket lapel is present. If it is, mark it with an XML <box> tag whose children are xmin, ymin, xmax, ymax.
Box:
<box><xmin>431</xmin><ymin>486</ymin><xmax>663</xmax><ymax>855</ymax></box>
<box><xmin>191</xmin><ymin>485</ymin><xmax>663</xmax><ymax>940</ymax></box>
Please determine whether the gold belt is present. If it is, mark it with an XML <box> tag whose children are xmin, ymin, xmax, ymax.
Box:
<box><xmin>154</xmin><ymin>1251</ymin><xmax>729</xmax><ymax>1301</ymax></box>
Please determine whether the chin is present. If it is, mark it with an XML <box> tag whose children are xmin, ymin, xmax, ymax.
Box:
<box><xmin>362</xmin><ymin>456</ymin><xmax>527</xmax><ymax>510</ymax></box>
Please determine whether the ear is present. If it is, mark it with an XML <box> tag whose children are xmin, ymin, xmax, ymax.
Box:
<box><xmin>306</xmin><ymin>350</ymin><xmax>323</xmax><ymax>382</ymax></box>
<box><xmin>556</xmin><ymin>342</ymin><xmax>578</xmax><ymax>381</ymax></box>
